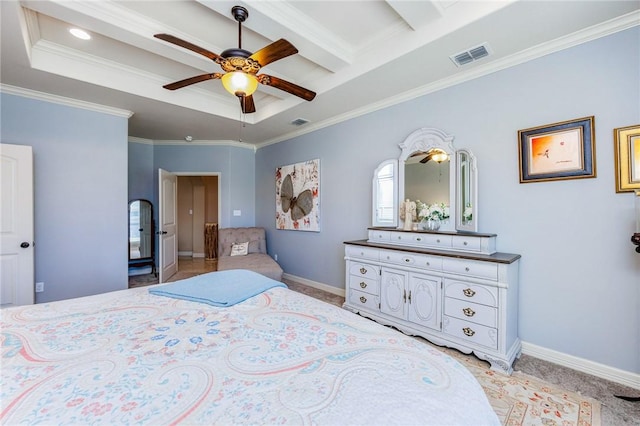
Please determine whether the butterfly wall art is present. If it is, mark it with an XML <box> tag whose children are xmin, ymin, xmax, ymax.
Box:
<box><xmin>275</xmin><ymin>159</ymin><xmax>320</xmax><ymax>231</ymax></box>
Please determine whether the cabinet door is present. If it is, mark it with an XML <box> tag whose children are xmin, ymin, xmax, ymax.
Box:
<box><xmin>408</xmin><ymin>273</ymin><xmax>441</xmax><ymax>331</ymax></box>
<box><xmin>380</xmin><ymin>268</ymin><xmax>407</xmax><ymax>320</ymax></box>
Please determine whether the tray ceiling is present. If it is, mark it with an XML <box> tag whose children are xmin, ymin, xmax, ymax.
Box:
<box><xmin>1</xmin><ymin>1</ymin><xmax>638</xmax><ymax>146</ymax></box>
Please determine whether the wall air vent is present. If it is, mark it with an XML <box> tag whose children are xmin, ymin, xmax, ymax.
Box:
<box><xmin>290</xmin><ymin>118</ymin><xmax>309</xmax><ymax>126</ymax></box>
<box><xmin>450</xmin><ymin>43</ymin><xmax>492</xmax><ymax>67</ymax></box>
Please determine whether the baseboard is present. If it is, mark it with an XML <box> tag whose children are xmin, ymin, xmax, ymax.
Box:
<box><xmin>521</xmin><ymin>341</ymin><xmax>640</xmax><ymax>390</ymax></box>
<box><xmin>178</xmin><ymin>251</ymin><xmax>192</xmax><ymax>257</ymax></box>
<box><xmin>192</xmin><ymin>252</ymin><xmax>205</xmax><ymax>258</ymax></box>
<box><xmin>282</xmin><ymin>273</ymin><xmax>345</xmax><ymax>298</ymax></box>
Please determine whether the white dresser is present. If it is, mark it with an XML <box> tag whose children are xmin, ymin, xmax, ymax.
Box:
<box><xmin>343</xmin><ymin>227</ymin><xmax>521</xmax><ymax>374</ymax></box>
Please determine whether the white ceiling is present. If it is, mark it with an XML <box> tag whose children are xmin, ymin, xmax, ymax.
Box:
<box><xmin>1</xmin><ymin>1</ymin><xmax>638</xmax><ymax>147</ymax></box>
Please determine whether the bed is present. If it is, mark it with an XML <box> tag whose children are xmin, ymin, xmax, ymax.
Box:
<box><xmin>1</xmin><ymin>270</ymin><xmax>499</xmax><ymax>425</ymax></box>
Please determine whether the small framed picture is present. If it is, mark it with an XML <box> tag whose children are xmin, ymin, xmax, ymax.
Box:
<box><xmin>613</xmin><ymin>124</ymin><xmax>640</xmax><ymax>193</ymax></box>
<box><xmin>518</xmin><ymin>116</ymin><xmax>596</xmax><ymax>183</ymax></box>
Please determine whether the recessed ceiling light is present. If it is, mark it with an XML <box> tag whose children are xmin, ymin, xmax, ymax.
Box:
<box><xmin>69</xmin><ymin>28</ymin><xmax>91</xmax><ymax>40</ymax></box>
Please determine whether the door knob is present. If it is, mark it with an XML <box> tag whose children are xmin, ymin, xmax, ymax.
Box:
<box><xmin>20</xmin><ymin>242</ymin><xmax>30</xmax><ymax>248</ymax></box>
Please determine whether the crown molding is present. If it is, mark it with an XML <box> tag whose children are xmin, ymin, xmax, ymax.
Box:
<box><xmin>256</xmin><ymin>10</ymin><xmax>640</xmax><ymax>149</ymax></box>
<box><xmin>128</xmin><ymin>136</ymin><xmax>154</xmax><ymax>145</ymax></box>
<box><xmin>0</xmin><ymin>84</ymin><xmax>134</xmax><ymax>118</ymax></box>
<box><xmin>134</xmin><ymin>138</ymin><xmax>256</xmax><ymax>151</ymax></box>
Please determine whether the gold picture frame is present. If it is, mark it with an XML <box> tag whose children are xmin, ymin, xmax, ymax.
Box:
<box><xmin>614</xmin><ymin>124</ymin><xmax>640</xmax><ymax>193</ymax></box>
<box><xmin>518</xmin><ymin>116</ymin><xmax>596</xmax><ymax>183</ymax></box>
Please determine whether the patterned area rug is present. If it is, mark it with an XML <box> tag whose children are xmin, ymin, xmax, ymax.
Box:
<box><xmin>442</xmin><ymin>347</ymin><xmax>602</xmax><ymax>426</ymax></box>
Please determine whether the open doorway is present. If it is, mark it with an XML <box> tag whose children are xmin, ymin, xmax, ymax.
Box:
<box><xmin>174</xmin><ymin>173</ymin><xmax>221</xmax><ymax>280</ymax></box>
<box><xmin>129</xmin><ymin>172</ymin><xmax>221</xmax><ymax>288</ymax></box>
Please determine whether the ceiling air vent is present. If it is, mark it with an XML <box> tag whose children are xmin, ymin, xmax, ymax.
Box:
<box><xmin>450</xmin><ymin>43</ymin><xmax>491</xmax><ymax>67</ymax></box>
<box><xmin>290</xmin><ymin>118</ymin><xmax>309</xmax><ymax>126</ymax></box>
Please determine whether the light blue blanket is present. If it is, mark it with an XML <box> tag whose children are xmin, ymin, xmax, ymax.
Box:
<box><xmin>149</xmin><ymin>270</ymin><xmax>287</xmax><ymax>307</ymax></box>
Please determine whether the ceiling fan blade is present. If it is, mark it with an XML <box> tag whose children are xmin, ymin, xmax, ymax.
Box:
<box><xmin>420</xmin><ymin>156</ymin><xmax>431</xmax><ymax>164</ymax></box>
<box><xmin>163</xmin><ymin>73</ymin><xmax>222</xmax><ymax>90</ymax></box>
<box><xmin>154</xmin><ymin>34</ymin><xmax>220</xmax><ymax>61</ymax></box>
<box><xmin>239</xmin><ymin>95</ymin><xmax>256</xmax><ymax>114</ymax></box>
<box><xmin>249</xmin><ymin>39</ymin><xmax>298</xmax><ymax>67</ymax></box>
<box><xmin>257</xmin><ymin>74</ymin><xmax>316</xmax><ymax>101</ymax></box>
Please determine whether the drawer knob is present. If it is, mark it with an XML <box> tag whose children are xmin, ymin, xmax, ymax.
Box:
<box><xmin>463</xmin><ymin>288</ymin><xmax>476</xmax><ymax>297</ymax></box>
<box><xmin>463</xmin><ymin>307</ymin><xmax>475</xmax><ymax>317</ymax></box>
<box><xmin>360</xmin><ymin>267</ymin><xmax>367</xmax><ymax>274</ymax></box>
<box><xmin>398</xmin><ymin>236</ymin><xmax>402</xmax><ymax>240</ymax></box>
<box><xmin>404</xmin><ymin>258</ymin><xmax>410</xmax><ymax>263</ymax></box>
<box><xmin>463</xmin><ymin>241</ymin><xmax>468</xmax><ymax>246</ymax></box>
<box><xmin>360</xmin><ymin>296</ymin><xmax>367</xmax><ymax>304</ymax></box>
<box><xmin>437</xmin><ymin>239</ymin><xmax>441</xmax><ymax>243</ymax></box>
<box><xmin>426</xmin><ymin>262</ymin><xmax>430</xmax><ymax>266</ymax></box>
<box><xmin>465</xmin><ymin>267</ymin><xmax>470</xmax><ymax>272</ymax></box>
<box><xmin>416</xmin><ymin>237</ymin><xmax>422</xmax><ymax>241</ymax></box>
<box><xmin>463</xmin><ymin>327</ymin><xmax>475</xmax><ymax>337</ymax></box>
<box><xmin>360</xmin><ymin>282</ymin><xmax>367</xmax><ymax>289</ymax></box>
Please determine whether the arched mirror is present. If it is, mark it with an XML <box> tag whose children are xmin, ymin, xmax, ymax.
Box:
<box><xmin>372</xmin><ymin>127</ymin><xmax>478</xmax><ymax>232</ymax></box>
<box><xmin>372</xmin><ymin>159</ymin><xmax>398</xmax><ymax>227</ymax></box>
<box><xmin>456</xmin><ymin>149</ymin><xmax>477</xmax><ymax>231</ymax></box>
<box><xmin>129</xmin><ymin>199</ymin><xmax>155</xmax><ymax>274</ymax></box>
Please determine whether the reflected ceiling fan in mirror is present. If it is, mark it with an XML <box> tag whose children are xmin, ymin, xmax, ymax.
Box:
<box><xmin>410</xmin><ymin>149</ymin><xmax>449</xmax><ymax>164</ymax></box>
<box><xmin>154</xmin><ymin>5</ymin><xmax>316</xmax><ymax>113</ymax></box>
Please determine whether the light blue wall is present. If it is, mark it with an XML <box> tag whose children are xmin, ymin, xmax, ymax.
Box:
<box><xmin>128</xmin><ymin>141</ymin><xmax>154</xmax><ymax>202</ymax></box>
<box><xmin>153</xmin><ymin>144</ymin><xmax>255</xmax><ymax>227</ymax></box>
<box><xmin>256</xmin><ymin>28</ymin><xmax>640</xmax><ymax>373</ymax></box>
<box><xmin>1</xmin><ymin>93</ymin><xmax>129</xmax><ymax>302</ymax></box>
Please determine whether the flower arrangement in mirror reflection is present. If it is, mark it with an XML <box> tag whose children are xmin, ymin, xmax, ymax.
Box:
<box><xmin>463</xmin><ymin>204</ymin><xmax>473</xmax><ymax>222</ymax></box>
<box><xmin>416</xmin><ymin>200</ymin><xmax>450</xmax><ymax>221</ymax></box>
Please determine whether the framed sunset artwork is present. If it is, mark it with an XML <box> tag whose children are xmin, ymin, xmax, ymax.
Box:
<box><xmin>518</xmin><ymin>116</ymin><xmax>596</xmax><ymax>183</ymax></box>
<box><xmin>613</xmin><ymin>124</ymin><xmax>640</xmax><ymax>193</ymax></box>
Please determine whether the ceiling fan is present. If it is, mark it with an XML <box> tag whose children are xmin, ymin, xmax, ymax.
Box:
<box><xmin>154</xmin><ymin>5</ymin><xmax>316</xmax><ymax>114</ymax></box>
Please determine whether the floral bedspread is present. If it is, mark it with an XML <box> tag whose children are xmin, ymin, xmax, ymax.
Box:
<box><xmin>1</xmin><ymin>285</ymin><xmax>499</xmax><ymax>425</ymax></box>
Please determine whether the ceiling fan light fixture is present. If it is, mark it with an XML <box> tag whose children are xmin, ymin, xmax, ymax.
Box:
<box><xmin>431</xmin><ymin>149</ymin><xmax>449</xmax><ymax>163</ymax></box>
<box><xmin>221</xmin><ymin>71</ymin><xmax>258</xmax><ymax>97</ymax></box>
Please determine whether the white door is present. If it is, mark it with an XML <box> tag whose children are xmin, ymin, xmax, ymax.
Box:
<box><xmin>158</xmin><ymin>169</ymin><xmax>177</xmax><ymax>283</ymax></box>
<box><xmin>0</xmin><ymin>144</ymin><xmax>34</xmax><ymax>307</ymax></box>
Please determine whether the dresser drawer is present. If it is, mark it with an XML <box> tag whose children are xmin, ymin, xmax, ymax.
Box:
<box><xmin>346</xmin><ymin>246</ymin><xmax>379</xmax><ymax>261</ymax></box>
<box><xmin>380</xmin><ymin>250</ymin><xmax>443</xmax><ymax>272</ymax></box>
<box><xmin>349</xmin><ymin>274</ymin><xmax>379</xmax><ymax>295</ymax></box>
<box><xmin>348</xmin><ymin>289</ymin><xmax>379</xmax><ymax>311</ymax></box>
<box><xmin>445</xmin><ymin>297</ymin><xmax>497</xmax><ymax>328</ymax></box>
<box><xmin>379</xmin><ymin>250</ymin><xmax>417</xmax><ymax>267</ymax></box>
<box><xmin>368</xmin><ymin>230</ymin><xmax>391</xmax><ymax>242</ymax></box>
<box><xmin>443</xmin><ymin>315</ymin><xmax>498</xmax><ymax>350</ymax></box>
<box><xmin>452</xmin><ymin>235</ymin><xmax>481</xmax><ymax>252</ymax></box>
<box><xmin>411</xmin><ymin>254</ymin><xmax>443</xmax><ymax>272</ymax></box>
<box><xmin>348</xmin><ymin>262</ymin><xmax>380</xmax><ymax>280</ymax></box>
<box><xmin>442</xmin><ymin>258</ymin><xmax>498</xmax><ymax>280</ymax></box>
<box><xmin>444</xmin><ymin>280</ymin><xmax>498</xmax><ymax>307</ymax></box>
